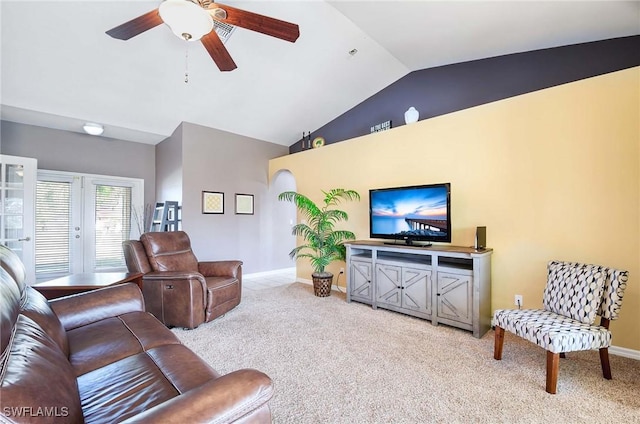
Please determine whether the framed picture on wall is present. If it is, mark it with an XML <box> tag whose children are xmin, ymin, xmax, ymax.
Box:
<box><xmin>202</xmin><ymin>191</ymin><xmax>224</xmax><ymax>214</ymax></box>
<box><xmin>235</xmin><ymin>193</ymin><xmax>254</xmax><ymax>215</ymax></box>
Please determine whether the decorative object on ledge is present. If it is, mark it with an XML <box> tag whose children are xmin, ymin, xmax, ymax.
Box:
<box><xmin>235</xmin><ymin>193</ymin><xmax>254</xmax><ymax>215</ymax></box>
<box><xmin>301</xmin><ymin>131</ymin><xmax>312</xmax><ymax>149</ymax></box>
<box><xmin>312</xmin><ymin>137</ymin><xmax>325</xmax><ymax>148</ymax></box>
<box><xmin>202</xmin><ymin>191</ymin><xmax>224</xmax><ymax>214</ymax></box>
<box><xmin>370</xmin><ymin>120</ymin><xmax>392</xmax><ymax>133</ymax></box>
<box><xmin>404</xmin><ymin>107</ymin><xmax>419</xmax><ymax>124</ymax></box>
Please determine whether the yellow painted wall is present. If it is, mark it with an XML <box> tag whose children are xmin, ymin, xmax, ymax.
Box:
<box><xmin>269</xmin><ymin>67</ymin><xmax>640</xmax><ymax>351</ymax></box>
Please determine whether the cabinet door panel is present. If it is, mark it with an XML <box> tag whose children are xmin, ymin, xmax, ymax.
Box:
<box><xmin>375</xmin><ymin>264</ymin><xmax>402</xmax><ymax>307</ymax></box>
<box><xmin>350</xmin><ymin>260</ymin><xmax>372</xmax><ymax>300</ymax></box>
<box><xmin>437</xmin><ymin>272</ymin><xmax>472</xmax><ymax>324</ymax></box>
<box><xmin>401</xmin><ymin>267</ymin><xmax>432</xmax><ymax>315</ymax></box>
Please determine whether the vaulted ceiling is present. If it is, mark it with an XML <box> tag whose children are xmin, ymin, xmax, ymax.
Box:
<box><xmin>1</xmin><ymin>1</ymin><xmax>638</xmax><ymax>146</ymax></box>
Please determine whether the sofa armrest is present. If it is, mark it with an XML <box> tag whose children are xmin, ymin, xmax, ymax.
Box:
<box><xmin>120</xmin><ymin>368</ymin><xmax>273</xmax><ymax>424</ymax></box>
<box><xmin>50</xmin><ymin>283</ymin><xmax>145</xmax><ymax>331</ymax></box>
<box><xmin>198</xmin><ymin>261</ymin><xmax>243</xmax><ymax>278</ymax></box>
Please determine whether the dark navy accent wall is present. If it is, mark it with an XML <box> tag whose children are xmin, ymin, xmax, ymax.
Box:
<box><xmin>290</xmin><ymin>35</ymin><xmax>640</xmax><ymax>154</ymax></box>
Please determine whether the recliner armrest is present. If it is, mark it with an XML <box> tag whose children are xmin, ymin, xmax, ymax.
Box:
<box><xmin>143</xmin><ymin>271</ymin><xmax>207</xmax><ymax>283</ymax></box>
<box><xmin>50</xmin><ymin>283</ymin><xmax>145</xmax><ymax>331</ymax></box>
<box><xmin>198</xmin><ymin>261</ymin><xmax>243</xmax><ymax>278</ymax></box>
<box><xmin>120</xmin><ymin>368</ymin><xmax>273</xmax><ymax>424</ymax></box>
<box><xmin>142</xmin><ymin>271</ymin><xmax>208</xmax><ymax>294</ymax></box>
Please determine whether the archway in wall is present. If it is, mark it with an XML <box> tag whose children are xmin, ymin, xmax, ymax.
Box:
<box><xmin>269</xmin><ymin>169</ymin><xmax>297</xmax><ymax>272</ymax></box>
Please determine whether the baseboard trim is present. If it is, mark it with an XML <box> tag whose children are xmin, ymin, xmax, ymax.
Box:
<box><xmin>244</xmin><ymin>267</ymin><xmax>296</xmax><ymax>279</ymax></box>
<box><xmin>610</xmin><ymin>345</ymin><xmax>640</xmax><ymax>360</ymax></box>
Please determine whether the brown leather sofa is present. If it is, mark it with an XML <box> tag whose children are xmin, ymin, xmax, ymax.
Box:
<box><xmin>123</xmin><ymin>231</ymin><xmax>242</xmax><ymax>329</ymax></box>
<box><xmin>0</xmin><ymin>245</ymin><xmax>273</xmax><ymax>423</ymax></box>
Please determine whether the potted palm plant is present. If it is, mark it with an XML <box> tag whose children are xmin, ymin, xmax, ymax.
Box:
<box><xmin>278</xmin><ymin>188</ymin><xmax>360</xmax><ymax>297</ymax></box>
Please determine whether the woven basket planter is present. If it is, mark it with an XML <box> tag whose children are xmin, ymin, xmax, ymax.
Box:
<box><xmin>311</xmin><ymin>273</ymin><xmax>333</xmax><ymax>297</ymax></box>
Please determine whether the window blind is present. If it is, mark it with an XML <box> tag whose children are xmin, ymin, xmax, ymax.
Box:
<box><xmin>35</xmin><ymin>180</ymin><xmax>71</xmax><ymax>275</ymax></box>
<box><xmin>94</xmin><ymin>185</ymin><xmax>131</xmax><ymax>270</ymax></box>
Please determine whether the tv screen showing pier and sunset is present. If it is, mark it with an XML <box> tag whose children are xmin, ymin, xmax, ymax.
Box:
<box><xmin>369</xmin><ymin>183</ymin><xmax>451</xmax><ymax>244</ymax></box>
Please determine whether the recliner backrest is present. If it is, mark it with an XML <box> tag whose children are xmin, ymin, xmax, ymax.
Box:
<box><xmin>0</xmin><ymin>267</ymin><xmax>21</xmax><ymax>356</ymax></box>
<box><xmin>140</xmin><ymin>231</ymin><xmax>199</xmax><ymax>272</ymax></box>
<box><xmin>123</xmin><ymin>239</ymin><xmax>153</xmax><ymax>274</ymax></box>
<box><xmin>1</xmin><ymin>244</ymin><xmax>70</xmax><ymax>356</ymax></box>
<box><xmin>0</xmin><ymin>244</ymin><xmax>27</xmax><ymax>287</ymax></box>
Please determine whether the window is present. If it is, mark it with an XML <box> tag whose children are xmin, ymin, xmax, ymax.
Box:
<box><xmin>35</xmin><ymin>180</ymin><xmax>71</xmax><ymax>275</ymax></box>
<box><xmin>35</xmin><ymin>170</ymin><xmax>143</xmax><ymax>281</ymax></box>
<box><xmin>94</xmin><ymin>184</ymin><xmax>131</xmax><ymax>270</ymax></box>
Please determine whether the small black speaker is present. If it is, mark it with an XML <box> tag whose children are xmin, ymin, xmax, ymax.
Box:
<box><xmin>475</xmin><ymin>226</ymin><xmax>486</xmax><ymax>250</ymax></box>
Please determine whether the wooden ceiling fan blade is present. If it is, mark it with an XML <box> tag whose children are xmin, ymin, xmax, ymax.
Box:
<box><xmin>210</xmin><ymin>3</ymin><xmax>300</xmax><ymax>43</ymax></box>
<box><xmin>106</xmin><ymin>9</ymin><xmax>163</xmax><ymax>40</ymax></box>
<box><xmin>201</xmin><ymin>31</ymin><xmax>237</xmax><ymax>72</ymax></box>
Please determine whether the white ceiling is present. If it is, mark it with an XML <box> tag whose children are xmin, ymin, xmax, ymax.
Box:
<box><xmin>1</xmin><ymin>1</ymin><xmax>638</xmax><ymax>146</ymax></box>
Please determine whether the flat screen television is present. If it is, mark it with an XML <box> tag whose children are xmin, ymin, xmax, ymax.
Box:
<box><xmin>369</xmin><ymin>183</ymin><xmax>451</xmax><ymax>246</ymax></box>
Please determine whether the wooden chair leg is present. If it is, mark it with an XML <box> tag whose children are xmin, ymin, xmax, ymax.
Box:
<box><xmin>494</xmin><ymin>326</ymin><xmax>505</xmax><ymax>360</ymax></box>
<box><xmin>546</xmin><ymin>351</ymin><xmax>559</xmax><ymax>394</ymax></box>
<box><xmin>600</xmin><ymin>347</ymin><xmax>612</xmax><ymax>379</ymax></box>
<box><xmin>559</xmin><ymin>352</ymin><xmax>566</xmax><ymax>358</ymax></box>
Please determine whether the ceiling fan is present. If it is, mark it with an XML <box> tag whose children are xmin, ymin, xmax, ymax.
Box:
<box><xmin>106</xmin><ymin>0</ymin><xmax>300</xmax><ymax>72</ymax></box>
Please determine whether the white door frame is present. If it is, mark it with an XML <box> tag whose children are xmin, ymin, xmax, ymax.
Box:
<box><xmin>0</xmin><ymin>154</ymin><xmax>37</xmax><ymax>284</ymax></box>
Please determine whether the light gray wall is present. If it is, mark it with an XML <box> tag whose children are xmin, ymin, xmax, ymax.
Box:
<box><xmin>179</xmin><ymin>122</ymin><xmax>292</xmax><ymax>273</ymax></box>
<box><xmin>155</xmin><ymin>123</ymin><xmax>183</xmax><ymax>204</ymax></box>
<box><xmin>2</xmin><ymin>119</ymin><xmax>296</xmax><ymax>274</ymax></box>
<box><xmin>0</xmin><ymin>121</ymin><xmax>156</xmax><ymax>205</ymax></box>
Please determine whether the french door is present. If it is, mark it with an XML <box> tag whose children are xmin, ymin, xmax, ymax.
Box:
<box><xmin>35</xmin><ymin>170</ymin><xmax>143</xmax><ymax>282</ymax></box>
<box><xmin>0</xmin><ymin>155</ymin><xmax>37</xmax><ymax>284</ymax></box>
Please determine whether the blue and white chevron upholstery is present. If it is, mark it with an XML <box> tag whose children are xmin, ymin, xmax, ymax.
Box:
<box><xmin>494</xmin><ymin>261</ymin><xmax>628</xmax><ymax>354</ymax></box>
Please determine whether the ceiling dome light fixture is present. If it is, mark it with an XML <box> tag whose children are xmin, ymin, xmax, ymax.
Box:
<box><xmin>159</xmin><ymin>0</ymin><xmax>214</xmax><ymax>41</ymax></box>
<box><xmin>83</xmin><ymin>123</ymin><xmax>104</xmax><ymax>136</ymax></box>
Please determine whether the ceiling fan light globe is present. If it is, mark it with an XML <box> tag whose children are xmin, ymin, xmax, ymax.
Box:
<box><xmin>159</xmin><ymin>0</ymin><xmax>214</xmax><ymax>41</ymax></box>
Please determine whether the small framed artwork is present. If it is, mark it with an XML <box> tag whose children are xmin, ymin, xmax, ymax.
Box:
<box><xmin>235</xmin><ymin>193</ymin><xmax>254</xmax><ymax>215</ymax></box>
<box><xmin>202</xmin><ymin>191</ymin><xmax>224</xmax><ymax>214</ymax></box>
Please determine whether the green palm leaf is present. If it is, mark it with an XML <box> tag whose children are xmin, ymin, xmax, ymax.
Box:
<box><xmin>279</xmin><ymin>188</ymin><xmax>360</xmax><ymax>274</ymax></box>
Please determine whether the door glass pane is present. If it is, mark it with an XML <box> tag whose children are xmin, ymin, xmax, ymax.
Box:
<box><xmin>5</xmin><ymin>164</ymin><xmax>24</xmax><ymax>186</ymax></box>
<box><xmin>35</xmin><ymin>181</ymin><xmax>71</xmax><ymax>276</ymax></box>
<box><xmin>95</xmin><ymin>185</ymin><xmax>131</xmax><ymax>270</ymax></box>
<box><xmin>4</xmin><ymin>188</ymin><xmax>24</xmax><ymax>240</ymax></box>
<box><xmin>4</xmin><ymin>188</ymin><xmax>23</xmax><ymax>214</ymax></box>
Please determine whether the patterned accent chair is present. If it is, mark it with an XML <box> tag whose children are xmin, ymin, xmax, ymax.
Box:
<box><xmin>493</xmin><ymin>260</ymin><xmax>629</xmax><ymax>394</ymax></box>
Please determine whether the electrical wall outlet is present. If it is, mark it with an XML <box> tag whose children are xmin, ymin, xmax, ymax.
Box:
<box><xmin>514</xmin><ymin>294</ymin><xmax>523</xmax><ymax>307</ymax></box>
<box><xmin>339</xmin><ymin>267</ymin><xmax>345</xmax><ymax>274</ymax></box>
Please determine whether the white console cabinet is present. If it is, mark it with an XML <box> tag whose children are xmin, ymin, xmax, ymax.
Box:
<box><xmin>346</xmin><ymin>241</ymin><xmax>492</xmax><ymax>338</ymax></box>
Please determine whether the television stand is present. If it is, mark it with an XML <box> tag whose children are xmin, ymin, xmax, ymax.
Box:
<box><xmin>383</xmin><ymin>240</ymin><xmax>432</xmax><ymax>247</ymax></box>
<box><xmin>345</xmin><ymin>240</ymin><xmax>493</xmax><ymax>338</ymax></box>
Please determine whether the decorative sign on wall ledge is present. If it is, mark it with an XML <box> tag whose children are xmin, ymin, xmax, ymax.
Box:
<box><xmin>370</xmin><ymin>120</ymin><xmax>392</xmax><ymax>133</ymax></box>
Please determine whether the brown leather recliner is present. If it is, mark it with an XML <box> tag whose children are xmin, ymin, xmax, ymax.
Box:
<box><xmin>123</xmin><ymin>231</ymin><xmax>242</xmax><ymax>329</ymax></box>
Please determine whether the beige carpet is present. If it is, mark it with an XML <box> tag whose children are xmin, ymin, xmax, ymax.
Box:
<box><xmin>172</xmin><ymin>283</ymin><xmax>640</xmax><ymax>423</ymax></box>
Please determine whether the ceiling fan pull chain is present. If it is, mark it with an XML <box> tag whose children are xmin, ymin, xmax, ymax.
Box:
<box><xmin>185</xmin><ymin>44</ymin><xmax>189</xmax><ymax>84</ymax></box>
